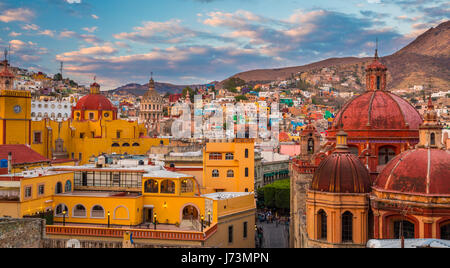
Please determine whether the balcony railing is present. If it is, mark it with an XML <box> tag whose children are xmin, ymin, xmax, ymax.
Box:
<box><xmin>45</xmin><ymin>223</ymin><xmax>218</xmax><ymax>242</ymax></box>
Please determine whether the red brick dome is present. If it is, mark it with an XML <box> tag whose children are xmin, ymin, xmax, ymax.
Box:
<box><xmin>374</xmin><ymin>148</ymin><xmax>450</xmax><ymax>196</ymax></box>
<box><xmin>74</xmin><ymin>93</ymin><xmax>116</xmax><ymax>111</ymax></box>
<box><xmin>331</xmin><ymin>91</ymin><xmax>423</xmax><ymax>131</ymax></box>
<box><xmin>311</xmin><ymin>151</ymin><xmax>371</xmax><ymax>193</ymax></box>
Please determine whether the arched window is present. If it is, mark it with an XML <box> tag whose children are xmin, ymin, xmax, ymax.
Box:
<box><xmin>182</xmin><ymin>205</ymin><xmax>199</xmax><ymax>220</ymax></box>
<box><xmin>212</xmin><ymin>169</ymin><xmax>219</xmax><ymax>178</ymax></box>
<box><xmin>181</xmin><ymin>179</ymin><xmax>194</xmax><ymax>193</ymax></box>
<box><xmin>112</xmin><ymin>143</ymin><xmax>120</xmax><ymax>147</ymax></box>
<box><xmin>440</xmin><ymin>222</ymin><xmax>450</xmax><ymax>240</ymax></box>
<box><xmin>73</xmin><ymin>204</ymin><xmax>87</xmax><ymax>217</ymax></box>
<box><xmin>160</xmin><ymin>179</ymin><xmax>175</xmax><ymax>194</ymax></box>
<box><xmin>114</xmin><ymin>206</ymin><xmax>129</xmax><ymax>220</ymax></box>
<box><xmin>342</xmin><ymin>211</ymin><xmax>353</xmax><ymax>243</ymax></box>
<box><xmin>122</xmin><ymin>143</ymin><xmax>130</xmax><ymax>147</ymax></box>
<box><xmin>144</xmin><ymin>179</ymin><xmax>159</xmax><ymax>193</ymax></box>
<box><xmin>430</xmin><ymin>133</ymin><xmax>436</xmax><ymax>146</ymax></box>
<box><xmin>307</xmin><ymin>138</ymin><xmax>314</xmax><ymax>154</ymax></box>
<box><xmin>378</xmin><ymin>146</ymin><xmax>396</xmax><ymax>165</ymax></box>
<box><xmin>132</xmin><ymin>143</ymin><xmax>140</xmax><ymax>147</ymax></box>
<box><xmin>393</xmin><ymin>220</ymin><xmax>415</xmax><ymax>239</ymax></box>
<box><xmin>225</xmin><ymin>153</ymin><xmax>234</xmax><ymax>160</ymax></box>
<box><xmin>318</xmin><ymin>210</ymin><xmax>327</xmax><ymax>240</ymax></box>
<box><xmin>55</xmin><ymin>182</ymin><xmax>63</xmax><ymax>194</ymax></box>
<box><xmin>227</xmin><ymin>170</ymin><xmax>234</xmax><ymax>178</ymax></box>
<box><xmin>65</xmin><ymin>180</ymin><xmax>72</xmax><ymax>192</ymax></box>
<box><xmin>91</xmin><ymin>205</ymin><xmax>105</xmax><ymax>218</ymax></box>
<box><xmin>31</xmin><ymin>112</ymin><xmax>36</xmax><ymax>117</ymax></box>
<box><xmin>55</xmin><ymin>204</ymin><xmax>68</xmax><ymax>217</ymax></box>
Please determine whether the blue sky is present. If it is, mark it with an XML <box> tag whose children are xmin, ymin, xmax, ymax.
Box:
<box><xmin>0</xmin><ymin>0</ymin><xmax>448</xmax><ymax>89</ymax></box>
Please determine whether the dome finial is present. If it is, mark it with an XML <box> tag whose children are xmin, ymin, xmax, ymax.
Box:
<box><xmin>374</xmin><ymin>38</ymin><xmax>379</xmax><ymax>59</ymax></box>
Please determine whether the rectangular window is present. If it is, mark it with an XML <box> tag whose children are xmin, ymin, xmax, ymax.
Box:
<box><xmin>117</xmin><ymin>131</ymin><xmax>121</xmax><ymax>139</ymax></box>
<box><xmin>25</xmin><ymin>186</ymin><xmax>32</xmax><ymax>199</ymax></box>
<box><xmin>245</xmin><ymin>167</ymin><xmax>249</xmax><ymax>177</ymax></box>
<box><xmin>33</xmin><ymin>132</ymin><xmax>42</xmax><ymax>144</ymax></box>
<box><xmin>89</xmin><ymin>113</ymin><xmax>94</xmax><ymax>120</ymax></box>
<box><xmin>228</xmin><ymin>225</ymin><xmax>233</xmax><ymax>244</ymax></box>
<box><xmin>209</xmin><ymin>153</ymin><xmax>222</xmax><ymax>160</ymax></box>
<box><xmin>245</xmin><ymin>149</ymin><xmax>249</xmax><ymax>158</ymax></box>
<box><xmin>38</xmin><ymin>184</ymin><xmax>45</xmax><ymax>196</ymax></box>
<box><xmin>243</xmin><ymin>222</ymin><xmax>248</xmax><ymax>238</ymax></box>
<box><xmin>80</xmin><ymin>133</ymin><xmax>85</xmax><ymax>139</ymax></box>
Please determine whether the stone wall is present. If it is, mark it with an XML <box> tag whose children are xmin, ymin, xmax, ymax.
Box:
<box><xmin>0</xmin><ymin>218</ymin><xmax>45</xmax><ymax>248</ymax></box>
<box><xmin>289</xmin><ymin>162</ymin><xmax>314</xmax><ymax>248</ymax></box>
<box><xmin>42</xmin><ymin>239</ymin><xmax>203</xmax><ymax>248</ymax></box>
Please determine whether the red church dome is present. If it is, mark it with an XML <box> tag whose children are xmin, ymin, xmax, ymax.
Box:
<box><xmin>311</xmin><ymin>131</ymin><xmax>371</xmax><ymax>194</ymax></box>
<box><xmin>74</xmin><ymin>94</ymin><xmax>116</xmax><ymax>111</ymax></box>
<box><xmin>311</xmin><ymin>152</ymin><xmax>371</xmax><ymax>193</ymax></box>
<box><xmin>374</xmin><ymin>148</ymin><xmax>450</xmax><ymax>196</ymax></box>
<box><xmin>331</xmin><ymin>91</ymin><xmax>423</xmax><ymax>131</ymax></box>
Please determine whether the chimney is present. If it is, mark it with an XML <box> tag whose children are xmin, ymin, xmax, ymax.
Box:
<box><xmin>8</xmin><ymin>152</ymin><xmax>12</xmax><ymax>174</ymax></box>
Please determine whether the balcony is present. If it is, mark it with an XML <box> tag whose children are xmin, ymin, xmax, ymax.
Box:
<box><xmin>45</xmin><ymin>222</ymin><xmax>218</xmax><ymax>242</ymax></box>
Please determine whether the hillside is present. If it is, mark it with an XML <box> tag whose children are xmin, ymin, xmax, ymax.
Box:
<box><xmin>111</xmin><ymin>82</ymin><xmax>188</xmax><ymax>96</ymax></box>
<box><xmin>221</xmin><ymin>20</ymin><xmax>450</xmax><ymax>91</ymax></box>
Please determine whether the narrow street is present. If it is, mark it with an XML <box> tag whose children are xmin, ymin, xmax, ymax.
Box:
<box><xmin>257</xmin><ymin>221</ymin><xmax>289</xmax><ymax>248</ymax></box>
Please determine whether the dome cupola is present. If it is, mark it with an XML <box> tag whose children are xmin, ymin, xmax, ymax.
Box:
<box><xmin>311</xmin><ymin>130</ymin><xmax>371</xmax><ymax>194</ymax></box>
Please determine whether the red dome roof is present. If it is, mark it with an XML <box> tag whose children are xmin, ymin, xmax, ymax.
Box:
<box><xmin>374</xmin><ymin>148</ymin><xmax>450</xmax><ymax>196</ymax></box>
<box><xmin>332</xmin><ymin>91</ymin><xmax>423</xmax><ymax>130</ymax></box>
<box><xmin>311</xmin><ymin>151</ymin><xmax>371</xmax><ymax>193</ymax></box>
<box><xmin>74</xmin><ymin>93</ymin><xmax>116</xmax><ymax>111</ymax></box>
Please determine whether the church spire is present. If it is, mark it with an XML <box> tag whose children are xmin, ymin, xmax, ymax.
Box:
<box><xmin>149</xmin><ymin>72</ymin><xmax>155</xmax><ymax>90</ymax></box>
<box><xmin>365</xmin><ymin>42</ymin><xmax>387</xmax><ymax>92</ymax></box>
<box><xmin>418</xmin><ymin>97</ymin><xmax>443</xmax><ymax>149</ymax></box>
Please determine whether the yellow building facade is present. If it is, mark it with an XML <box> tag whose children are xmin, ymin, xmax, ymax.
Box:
<box><xmin>0</xmin><ymin>62</ymin><xmax>168</xmax><ymax>165</ymax></box>
<box><xmin>203</xmin><ymin>139</ymin><xmax>255</xmax><ymax>193</ymax></box>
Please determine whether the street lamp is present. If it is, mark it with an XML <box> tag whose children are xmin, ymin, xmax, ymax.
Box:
<box><xmin>201</xmin><ymin>215</ymin><xmax>204</xmax><ymax>232</ymax></box>
<box><xmin>62</xmin><ymin>210</ymin><xmax>66</xmax><ymax>226</ymax></box>
<box><xmin>154</xmin><ymin>213</ymin><xmax>157</xmax><ymax>230</ymax></box>
<box><xmin>207</xmin><ymin>211</ymin><xmax>211</xmax><ymax>226</ymax></box>
<box><xmin>108</xmin><ymin>211</ymin><xmax>111</xmax><ymax>228</ymax></box>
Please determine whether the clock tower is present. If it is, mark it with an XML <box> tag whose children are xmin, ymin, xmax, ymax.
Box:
<box><xmin>0</xmin><ymin>55</ymin><xmax>32</xmax><ymax>145</ymax></box>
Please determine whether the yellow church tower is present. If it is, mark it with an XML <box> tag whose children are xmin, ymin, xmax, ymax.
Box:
<box><xmin>0</xmin><ymin>52</ymin><xmax>32</xmax><ymax>145</ymax></box>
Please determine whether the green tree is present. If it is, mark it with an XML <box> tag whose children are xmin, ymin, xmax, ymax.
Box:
<box><xmin>260</xmin><ymin>179</ymin><xmax>290</xmax><ymax>210</ymax></box>
<box><xmin>223</xmin><ymin>77</ymin><xmax>246</xmax><ymax>90</ymax></box>
<box><xmin>235</xmin><ymin>95</ymin><xmax>248</xmax><ymax>101</ymax></box>
<box><xmin>53</xmin><ymin>73</ymin><xmax>62</xmax><ymax>81</ymax></box>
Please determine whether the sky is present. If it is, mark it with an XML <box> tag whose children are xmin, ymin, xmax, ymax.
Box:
<box><xmin>0</xmin><ymin>0</ymin><xmax>448</xmax><ymax>90</ymax></box>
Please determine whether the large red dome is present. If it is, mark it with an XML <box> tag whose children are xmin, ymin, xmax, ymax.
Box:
<box><xmin>311</xmin><ymin>151</ymin><xmax>371</xmax><ymax>194</ymax></box>
<box><xmin>374</xmin><ymin>148</ymin><xmax>450</xmax><ymax>196</ymax></box>
<box><xmin>331</xmin><ymin>91</ymin><xmax>423</xmax><ymax>131</ymax></box>
<box><xmin>74</xmin><ymin>93</ymin><xmax>116</xmax><ymax>111</ymax></box>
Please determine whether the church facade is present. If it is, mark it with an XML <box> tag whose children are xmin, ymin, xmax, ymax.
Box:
<box><xmin>0</xmin><ymin>58</ymin><xmax>167</xmax><ymax>165</ymax></box>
